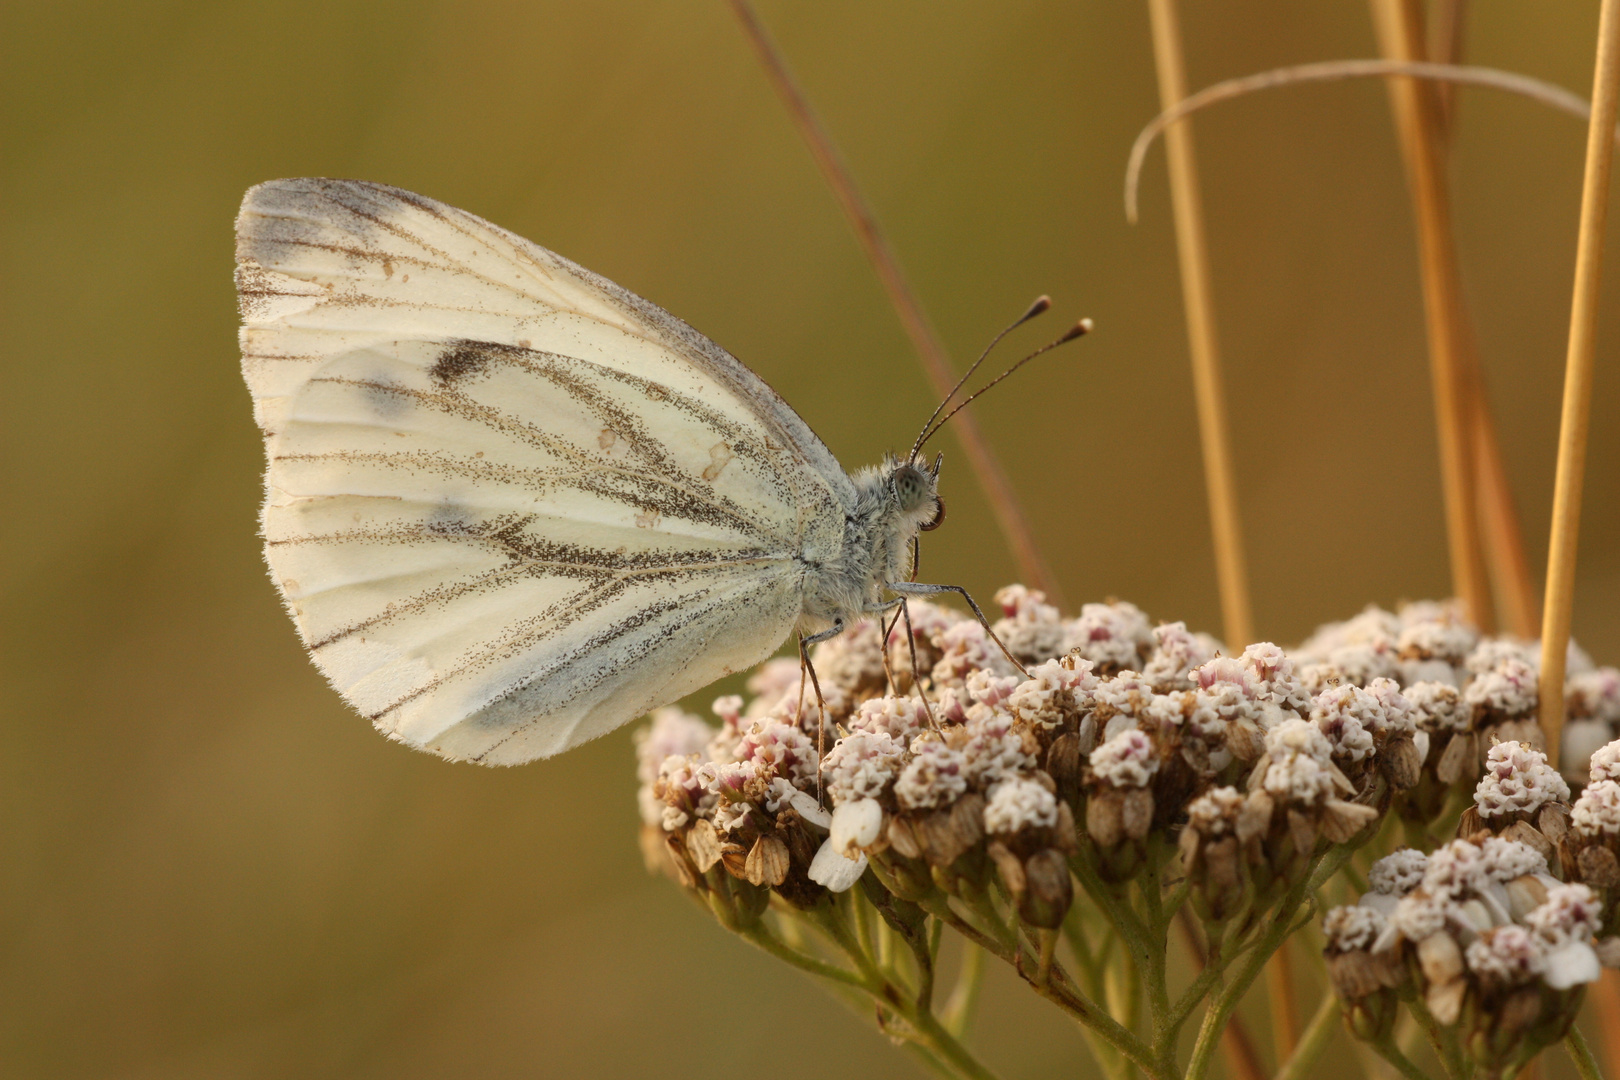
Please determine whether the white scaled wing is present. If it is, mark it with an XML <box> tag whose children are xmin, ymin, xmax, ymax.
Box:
<box><xmin>236</xmin><ymin>178</ymin><xmax>851</xmax><ymax>764</ymax></box>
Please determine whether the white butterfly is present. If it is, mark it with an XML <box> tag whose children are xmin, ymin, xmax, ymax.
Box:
<box><xmin>236</xmin><ymin>178</ymin><xmax>1010</xmax><ymax>765</ymax></box>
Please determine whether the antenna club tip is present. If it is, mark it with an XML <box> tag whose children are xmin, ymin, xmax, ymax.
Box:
<box><xmin>1078</xmin><ymin>317</ymin><xmax>1094</xmax><ymax>333</ymax></box>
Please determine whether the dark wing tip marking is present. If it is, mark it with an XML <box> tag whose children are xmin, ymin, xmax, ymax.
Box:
<box><xmin>430</xmin><ymin>341</ymin><xmax>494</xmax><ymax>385</ymax></box>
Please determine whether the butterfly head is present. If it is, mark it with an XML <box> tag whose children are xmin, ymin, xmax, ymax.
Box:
<box><xmin>890</xmin><ymin>453</ymin><xmax>945</xmax><ymax>533</ymax></box>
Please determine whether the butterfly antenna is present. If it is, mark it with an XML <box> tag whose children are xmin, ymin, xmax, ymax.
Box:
<box><xmin>916</xmin><ymin>318</ymin><xmax>1093</xmax><ymax>453</ymax></box>
<box><xmin>908</xmin><ymin>295</ymin><xmax>1051</xmax><ymax>462</ymax></box>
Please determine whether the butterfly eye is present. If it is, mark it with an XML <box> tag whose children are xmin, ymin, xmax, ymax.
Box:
<box><xmin>892</xmin><ymin>464</ymin><xmax>932</xmax><ymax>511</ymax></box>
<box><xmin>919</xmin><ymin>498</ymin><xmax>946</xmax><ymax>532</ymax></box>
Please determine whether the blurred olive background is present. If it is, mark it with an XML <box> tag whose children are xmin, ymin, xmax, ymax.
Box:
<box><xmin>4</xmin><ymin>2</ymin><xmax>1620</xmax><ymax>1077</ymax></box>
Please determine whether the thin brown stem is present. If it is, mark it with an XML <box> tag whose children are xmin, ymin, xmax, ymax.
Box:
<box><xmin>1370</xmin><ymin>0</ymin><xmax>1493</xmax><ymax>631</ymax></box>
<box><xmin>1542</xmin><ymin>0</ymin><xmax>1620</xmax><ymax>767</ymax></box>
<box><xmin>1431</xmin><ymin>0</ymin><xmax>1469</xmax><ymax>131</ymax></box>
<box><xmin>1144</xmin><ymin>0</ymin><xmax>1253</xmax><ymax>652</ymax></box>
<box><xmin>1469</xmin><ymin>354</ymin><xmax>1540</xmax><ymax>638</ymax></box>
<box><xmin>725</xmin><ymin>0</ymin><xmax>1063</xmax><ymax>606</ymax></box>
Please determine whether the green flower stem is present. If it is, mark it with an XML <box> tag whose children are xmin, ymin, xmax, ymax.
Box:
<box><xmin>1273</xmin><ymin>991</ymin><xmax>1341</xmax><ymax>1080</ymax></box>
<box><xmin>810</xmin><ymin>906</ymin><xmax>1005</xmax><ymax>1080</ymax></box>
<box><xmin>941</xmin><ymin>943</ymin><xmax>985</xmax><ymax>1038</ymax></box>
<box><xmin>1061</xmin><ymin>898</ymin><xmax>1132</xmax><ymax>1080</ymax></box>
<box><xmin>1184</xmin><ymin>844</ymin><xmax>1357</xmax><ymax>1080</ymax></box>
<box><xmin>737</xmin><ymin>922</ymin><xmax>868</xmax><ymax>989</ymax></box>
<box><xmin>812</xmin><ymin>969</ymin><xmax>979</xmax><ymax>1080</ymax></box>
<box><xmin>921</xmin><ymin>897</ymin><xmax>1166</xmax><ymax>1079</ymax></box>
<box><xmin>1566</xmin><ymin>1026</ymin><xmax>1603</xmax><ymax>1080</ymax></box>
<box><xmin>1403</xmin><ymin>989</ymin><xmax>1467</xmax><ymax>1079</ymax></box>
<box><xmin>1368</xmin><ymin>1034</ymin><xmax>1434</xmax><ymax>1080</ymax></box>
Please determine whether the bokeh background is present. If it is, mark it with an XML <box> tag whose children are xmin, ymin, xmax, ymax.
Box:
<box><xmin>4</xmin><ymin>2</ymin><xmax>1619</xmax><ymax>1077</ymax></box>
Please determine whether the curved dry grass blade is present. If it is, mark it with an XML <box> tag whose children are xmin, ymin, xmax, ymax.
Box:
<box><xmin>1126</xmin><ymin>60</ymin><xmax>1598</xmax><ymax>223</ymax></box>
<box><xmin>726</xmin><ymin>0</ymin><xmax>1064</xmax><ymax>607</ymax></box>
<box><xmin>1541</xmin><ymin>0</ymin><xmax>1620</xmax><ymax>765</ymax></box>
<box><xmin>1145</xmin><ymin>0</ymin><xmax>1254</xmax><ymax>653</ymax></box>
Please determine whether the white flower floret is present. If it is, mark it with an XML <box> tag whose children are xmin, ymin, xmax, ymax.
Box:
<box><xmin>1188</xmin><ymin>679</ymin><xmax>1260</xmax><ymax>740</ymax></box>
<box><xmin>1363</xmin><ymin>678</ymin><xmax>1416</xmax><ymax>734</ymax></box>
<box><xmin>1474</xmin><ymin>740</ymin><xmax>1570</xmax><ymax>819</ymax></box>
<box><xmin>1266</xmin><ymin>716</ymin><xmax>1335</xmax><ymax>762</ymax></box>
<box><xmin>983</xmin><ymin>777</ymin><xmax>1059</xmax><ymax>833</ymax></box>
<box><xmin>829</xmin><ymin>797</ymin><xmax>884</xmax><ymax>857</ymax></box>
<box><xmin>656</xmin><ymin>754</ymin><xmax>716</xmax><ymax>831</ymax></box>
<box><xmin>1466</xmin><ymin>638</ymin><xmax>1538</xmax><ymax>676</ymax></box>
<box><xmin>766</xmin><ymin>778</ymin><xmax>831</xmax><ymax>828</ymax></box>
<box><xmin>1193</xmin><ymin>656</ymin><xmax>1260</xmax><ymax>698</ymax></box>
<box><xmin>1569</xmin><ymin>669</ymin><xmax>1620</xmax><ymax>724</ymax></box>
<box><xmin>1007</xmin><ymin>657</ymin><xmax>1095</xmax><ymax>729</ymax></box>
<box><xmin>1479</xmin><ymin>836</ymin><xmax>1549</xmax><ymax>882</ymax></box>
<box><xmin>1465</xmin><ymin>925</ymin><xmax>1547</xmax><ymax>984</ymax></box>
<box><xmin>1298</xmin><ymin>605</ymin><xmax>1399</xmax><ymax>661</ymax></box>
<box><xmin>1091</xmin><ymin>729</ymin><xmax>1158</xmax><ymax>788</ymax></box>
<box><xmin>736</xmin><ymin>716</ymin><xmax>818</xmax><ymax>786</ymax></box>
<box><xmin>932</xmin><ymin>620</ymin><xmax>1008</xmax><ymax>685</ymax></box>
<box><xmin>1064</xmin><ymin>601</ymin><xmax>1153</xmax><ymax>671</ymax></box>
<box><xmin>1186</xmin><ymin>786</ymin><xmax>1243</xmax><ymax>834</ymax></box>
<box><xmin>820</xmin><ymin>731</ymin><xmax>905</xmax><ymax>804</ymax></box>
<box><xmin>1572</xmin><ymin>779</ymin><xmax>1620</xmax><ymax>837</ymax></box>
<box><xmin>991</xmin><ymin>584</ymin><xmax>1066</xmax><ymax>661</ymax></box>
<box><xmin>1465</xmin><ymin>656</ymin><xmax>1539</xmax><ymax>717</ymax></box>
<box><xmin>808</xmin><ymin>840</ymin><xmax>868</xmax><ymax>892</ymax></box>
<box><xmin>1423</xmin><ymin>839</ymin><xmax>1491</xmax><ymax>900</ymax></box>
<box><xmin>1368</xmin><ymin>849</ymin><xmax>1429</xmax><ymax>896</ymax></box>
<box><xmin>1323</xmin><ymin>904</ymin><xmax>1386</xmax><ymax>951</ymax></box>
<box><xmin>811</xmin><ymin>618</ymin><xmax>887</xmax><ymax>695</ymax></box>
<box><xmin>1325</xmin><ymin>642</ymin><xmax>1399</xmax><ymax>687</ymax></box>
<box><xmin>894</xmin><ymin>738</ymin><xmax>969</xmax><ymax>810</ymax></box>
<box><xmin>1384</xmin><ymin>891</ymin><xmax>1452</xmax><ymax>947</ymax></box>
<box><xmin>1143</xmin><ymin>621</ymin><xmax>1218</xmax><ymax>691</ymax></box>
<box><xmin>1262</xmin><ymin>719</ymin><xmax>1341</xmax><ymax>804</ymax></box>
<box><xmin>1526</xmin><ymin>883</ymin><xmax>1602</xmax><ymax>944</ymax></box>
<box><xmin>1404</xmin><ymin>681</ymin><xmax>1469</xmax><ymax>733</ymax></box>
<box><xmin>1094</xmin><ymin>672</ymin><xmax>1156</xmax><ymax>716</ymax></box>
<box><xmin>1398</xmin><ymin>612</ymin><xmax>1477</xmax><ymax>664</ymax></box>
<box><xmin>962</xmin><ymin>708</ymin><xmax>1036</xmax><ymax>784</ymax></box>
<box><xmin>966</xmin><ymin>668</ymin><xmax>1021</xmax><ymax>709</ymax></box>
<box><xmin>1309</xmin><ymin>685</ymin><xmax>1379</xmax><ymax>762</ymax></box>
<box><xmin>848</xmin><ymin>695</ymin><xmax>928</xmax><ymax>742</ymax></box>
<box><xmin>1590</xmin><ymin>739</ymin><xmax>1620</xmax><ymax>785</ymax></box>
<box><xmin>635</xmin><ymin>708</ymin><xmax>715</xmax><ymax>825</ymax></box>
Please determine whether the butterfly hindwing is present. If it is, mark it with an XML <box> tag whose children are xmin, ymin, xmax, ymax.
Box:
<box><xmin>236</xmin><ymin>179</ymin><xmax>849</xmax><ymax>762</ymax></box>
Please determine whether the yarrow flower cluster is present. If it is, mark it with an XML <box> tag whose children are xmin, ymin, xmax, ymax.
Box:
<box><xmin>1324</xmin><ymin>735</ymin><xmax>1620</xmax><ymax>1073</ymax></box>
<box><xmin>631</xmin><ymin>590</ymin><xmax>1619</xmax><ymax>1080</ymax></box>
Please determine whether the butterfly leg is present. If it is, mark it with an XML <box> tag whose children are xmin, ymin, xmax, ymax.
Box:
<box><xmin>863</xmin><ymin>597</ymin><xmax>940</xmax><ymax>731</ymax></box>
<box><xmin>883</xmin><ymin>581</ymin><xmax>1030</xmax><ymax>679</ymax></box>
<box><xmin>797</xmin><ymin>630</ymin><xmax>835</xmax><ymax>804</ymax></box>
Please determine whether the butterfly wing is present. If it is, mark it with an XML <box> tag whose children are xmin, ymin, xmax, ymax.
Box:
<box><xmin>237</xmin><ymin>178</ymin><xmax>851</xmax><ymax>764</ymax></box>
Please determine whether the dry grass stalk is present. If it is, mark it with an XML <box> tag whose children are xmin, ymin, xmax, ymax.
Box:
<box><xmin>1142</xmin><ymin>0</ymin><xmax>1265</xmax><ymax>1064</ymax></box>
<box><xmin>1469</xmin><ymin>367</ymin><xmax>1539</xmax><ymax>639</ymax></box>
<box><xmin>1542</xmin><ymin>0</ymin><xmax>1620</xmax><ymax>779</ymax></box>
<box><xmin>1142</xmin><ymin>0</ymin><xmax>1253</xmax><ymax>654</ymax></box>
<box><xmin>725</xmin><ymin>0</ymin><xmax>1064</xmax><ymax>608</ymax></box>
<box><xmin>1369</xmin><ymin>0</ymin><xmax>1492</xmax><ymax>632</ymax></box>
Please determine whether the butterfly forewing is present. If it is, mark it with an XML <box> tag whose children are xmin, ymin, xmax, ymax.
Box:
<box><xmin>237</xmin><ymin>179</ymin><xmax>849</xmax><ymax>763</ymax></box>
